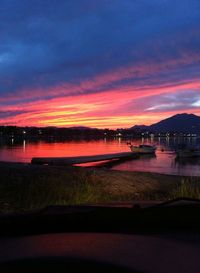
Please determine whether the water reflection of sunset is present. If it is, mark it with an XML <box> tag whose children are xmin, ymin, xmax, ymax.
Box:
<box><xmin>1</xmin><ymin>138</ymin><xmax>200</xmax><ymax>176</ymax></box>
<box><xmin>0</xmin><ymin>139</ymin><xmax>128</xmax><ymax>162</ymax></box>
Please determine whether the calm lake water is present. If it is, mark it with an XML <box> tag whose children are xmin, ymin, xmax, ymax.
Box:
<box><xmin>0</xmin><ymin>137</ymin><xmax>200</xmax><ymax>176</ymax></box>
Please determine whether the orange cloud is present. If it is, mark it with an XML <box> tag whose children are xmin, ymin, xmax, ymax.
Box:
<box><xmin>1</xmin><ymin>78</ymin><xmax>200</xmax><ymax>128</ymax></box>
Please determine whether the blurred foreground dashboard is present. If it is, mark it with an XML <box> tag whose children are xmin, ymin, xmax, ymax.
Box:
<box><xmin>0</xmin><ymin>199</ymin><xmax>200</xmax><ymax>273</ymax></box>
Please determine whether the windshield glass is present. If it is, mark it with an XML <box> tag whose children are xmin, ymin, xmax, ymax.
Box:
<box><xmin>0</xmin><ymin>0</ymin><xmax>200</xmax><ymax>214</ymax></box>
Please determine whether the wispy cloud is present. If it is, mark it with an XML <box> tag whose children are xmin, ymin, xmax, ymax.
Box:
<box><xmin>0</xmin><ymin>0</ymin><xmax>200</xmax><ymax>127</ymax></box>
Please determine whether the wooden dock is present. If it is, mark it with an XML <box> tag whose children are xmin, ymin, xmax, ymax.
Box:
<box><xmin>31</xmin><ymin>152</ymin><xmax>138</xmax><ymax>166</ymax></box>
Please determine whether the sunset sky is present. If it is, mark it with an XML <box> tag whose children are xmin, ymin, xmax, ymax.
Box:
<box><xmin>0</xmin><ymin>0</ymin><xmax>200</xmax><ymax>128</ymax></box>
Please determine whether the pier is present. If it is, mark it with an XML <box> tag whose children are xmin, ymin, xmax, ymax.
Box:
<box><xmin>31</xmin><ymin>152</ymin><xmax>138</xmax><ymax>166</ymax></box>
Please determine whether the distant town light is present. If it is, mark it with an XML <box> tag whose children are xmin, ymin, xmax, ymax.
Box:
<box><xmin>23</xmin><ymin>130</ymin><xmax>26</xmax><ymax>134</ymax></box>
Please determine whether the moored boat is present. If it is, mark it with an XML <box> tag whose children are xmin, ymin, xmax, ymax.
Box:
<box><xmin>176</xmin><ymin>144</ymin><xmax>200</xmax><ymax>158</ymax></box>
<box><xmin>176</xmin><ymin>148</ymin><xmax>200</xmax><ymax>158</ymax></box>
<box><xmin>129</xmin><ymin>144</ymin><xmax>157</xmax><ymax>154</ymax></box>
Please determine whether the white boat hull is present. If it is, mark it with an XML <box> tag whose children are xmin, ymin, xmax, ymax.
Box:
<box><xmin>130</xmin><ymin>146</ymin><xmax>156</xmax><ymax>154</ymax></box>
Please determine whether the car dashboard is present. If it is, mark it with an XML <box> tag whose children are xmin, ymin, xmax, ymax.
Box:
<box><xmin>0</xmin><ymin>199</ymin><xmax>200</xmax><ymax>273</ymax></box>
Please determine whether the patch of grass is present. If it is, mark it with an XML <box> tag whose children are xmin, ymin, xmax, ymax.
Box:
<box><xmin>0</xmin><ymin>166</ymin><xmax>110</xmax><ymax>213</ymax></box>
<box><xmin>169</xmin><ymin>177</ymin><xmax>200</xmax><ymax>200</ymax></box>
<box><xmin>0</xmin><ymin>163</ymin><xmax>199</xmax><ymax>214</ymax></box>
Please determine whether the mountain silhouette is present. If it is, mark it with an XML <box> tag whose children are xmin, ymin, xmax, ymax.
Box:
<box><xmin>131</xmin><ymin>113</ymin><xmax>200</xmax><ymax>133</ymax></box>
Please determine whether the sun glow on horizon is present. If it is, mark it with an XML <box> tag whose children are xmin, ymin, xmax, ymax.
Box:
<box><xmin>1</xmin><ymin>79</ymin><xmax>200</xmax><ymax>129</ymax></box>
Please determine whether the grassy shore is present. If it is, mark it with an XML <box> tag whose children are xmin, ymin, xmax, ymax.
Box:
<box><xmin>0</xmin><ymin>161</ymin><xmax>200</xmax><ymax>213</ymax></box>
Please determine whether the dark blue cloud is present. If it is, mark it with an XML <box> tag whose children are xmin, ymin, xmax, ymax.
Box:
<box><xmin>0</xmin><ymin>110</ymin><xmax>29</xmax><ymax>118</ymax></box>
<box><xmin>0</xmin><ymin>0</ymin><xmax>200</xmax><ymax>99</ymax></box>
